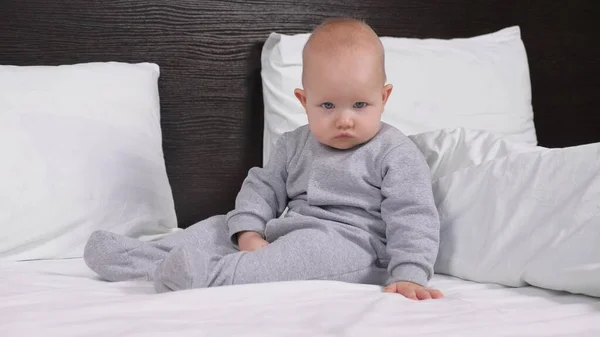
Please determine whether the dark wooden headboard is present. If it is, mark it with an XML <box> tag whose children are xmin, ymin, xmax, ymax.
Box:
<box><xmin>1</xmin><ymin>1</ymin><xmax>598</xmax><ymax>228</ymax></box>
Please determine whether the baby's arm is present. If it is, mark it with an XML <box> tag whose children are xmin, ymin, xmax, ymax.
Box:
<box><xmin>380</xmin><ymin>139</ymin><xmax>441</xmax><ymax>289</ymax></box>
<box><xmin>226</xmin><ymin>133</ymin><xmax>290</xmax><ymax>246</ymax></box>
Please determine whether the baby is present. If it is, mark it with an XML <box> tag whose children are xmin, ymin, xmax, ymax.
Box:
<box><xmin>84</xmin><ymin>18</ymin><xmax>444</xmax><ymax>301</ymax></box>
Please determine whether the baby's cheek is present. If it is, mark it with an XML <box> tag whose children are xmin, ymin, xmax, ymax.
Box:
<box><xmin>363</xmin><ymin>108</ymin><xmax>381</xmax><ymax>122</ymax></box>
<box><xmin>307</xmin><ymin>119</ymin><xmax>328</xmax><ymax>138</ymax></box>
<box><xmin>310</xmin><ymin>115</ymin><xmax>329</xmax><ymax>128</ymax></box>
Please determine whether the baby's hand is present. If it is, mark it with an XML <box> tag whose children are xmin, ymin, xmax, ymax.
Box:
<box><xmin>237</xmin><ymin>231</ymin><xmax>269</xmax><ymax>252</ymax></box>
<box><xmin>384</xmin><ymin>281</ymin><xmax>444</xmax><ymax>300</ymax></box>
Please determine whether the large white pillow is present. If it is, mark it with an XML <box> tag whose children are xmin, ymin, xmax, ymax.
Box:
<box><xmin>261</xmin><ymin>26</ymin><xmax>537</xmax><ymax>164</ymax></box>
<box><xmin>408</xmin><ymin>128</ymin><xmax>540</xmax><ymax>180</ymax></box>
<box><xmin>430</xmin><ymin>139</ymin><xmax>600</xmax><ymax>297</ymax></box>
<box><xmin>0</xmin><ymin>62</ymin><xmax>180</xmax><ymax>261</ymax></box>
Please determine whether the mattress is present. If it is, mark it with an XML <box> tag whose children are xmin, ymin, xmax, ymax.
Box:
<box><xmin>1</xmin><ymin>258</ymin><xmax>599</xmax><ymax>337</ymax></box>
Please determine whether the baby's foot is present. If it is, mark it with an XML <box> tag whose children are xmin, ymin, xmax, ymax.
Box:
<box><xmin>83</xmin><ymin>230</ymin><xmax>150</xmax><ymax>282</ymax></box>
<box><xmin>153</xmin><ymin>245</ymin><xmax>222</xmax><ymax>293</ymax></box>
<box><xmin>154</xmin><ymin>245</ymin><xmax>196</xmax><ymax>292</ymax></box>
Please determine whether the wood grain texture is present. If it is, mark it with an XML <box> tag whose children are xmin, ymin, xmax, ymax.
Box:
<box><xmin>1</xmin><ymin>0</ymin><xmax>598</xmax><ymax>227</ymax></box>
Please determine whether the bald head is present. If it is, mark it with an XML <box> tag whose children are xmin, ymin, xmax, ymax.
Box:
<box><xmin>293</xmin><ymin>19</ymin><xmax>393</xmax><ymax>149</ymax></box>
<box><xmin>301</xmin><ymin>18</ymin><xmax>386</xmax><ymax>85</ymax></box>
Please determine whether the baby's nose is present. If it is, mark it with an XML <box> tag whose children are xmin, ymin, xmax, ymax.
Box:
<box><xmin>336</xmin><ymin>115</ymin><xmax>354</xmax><ymax>129</ymax></box>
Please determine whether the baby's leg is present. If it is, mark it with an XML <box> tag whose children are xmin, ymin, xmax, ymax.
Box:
<box><xmin>154</xmin><ymin>227</ymin><xmax>387</xmax><ymax>292</ymax></box>
<box><xmin>83</xmin><ymin>215</ymin><xmax>236</xmax><ymax>282</ymax></box>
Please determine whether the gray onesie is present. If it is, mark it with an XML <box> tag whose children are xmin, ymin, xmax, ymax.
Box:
<box><xmin>83</xmin><ymin>122</ymin><xmax>440</xmax><ymax>292</ymax></box>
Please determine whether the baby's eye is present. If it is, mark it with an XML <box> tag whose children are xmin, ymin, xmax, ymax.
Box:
<box><xmin>353</xmin><ymin>102</ymin><xmax>367</xmax><ymax>109</ymax></box>
<box><xmin>321</xmin><ymin>102</ymin><xmax>335</xmax><ymax>109</ymax></box>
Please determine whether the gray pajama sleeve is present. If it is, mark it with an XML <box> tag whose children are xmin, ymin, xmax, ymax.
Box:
<box><xmin>380</xmin><ymin>141</ymin><xmax>441</xmax><ymax>287</ymax></box>
<box><xmin>225</xmin><ymin>133</ymin><xmax>289</xmax><ymax>244</ymax></box>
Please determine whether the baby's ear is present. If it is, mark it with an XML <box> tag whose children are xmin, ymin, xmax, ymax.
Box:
<box><xmin>382</xmin><ymin>84</ymin><xmax>393</xmax><ymax>105</ymax></box>
<box><xmin>294</xmin><ymin>88</ymin><xmax>307</xmax><ymax>109</ymax></box>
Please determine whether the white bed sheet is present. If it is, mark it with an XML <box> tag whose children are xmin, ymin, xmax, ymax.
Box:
<box><xmin>1</xmin><ymin>258</ymin><xmax>599</xmax><ymax>337</ymax></box>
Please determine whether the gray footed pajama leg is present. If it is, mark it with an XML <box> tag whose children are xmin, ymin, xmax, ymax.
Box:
<box><xmin>154</xmin><ymin>227</ymin><xmax>387</xmax><ymax>292</ymax></box>
<box><xmin>83</xmin><ymin>215</ymin><xmax>236</xmax><ymax>282</ymax></box>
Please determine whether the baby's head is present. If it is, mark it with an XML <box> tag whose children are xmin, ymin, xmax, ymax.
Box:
<box><xmin>294</xmin><ymin>18</ymin><xmax>393</xmax><ymax>150</ymax></box>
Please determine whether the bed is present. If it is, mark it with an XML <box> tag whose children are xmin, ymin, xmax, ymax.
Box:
<box><xmin>1</xmin><ymin>1</ymin><xmax>599</xmax><ymax>336</ymax></box>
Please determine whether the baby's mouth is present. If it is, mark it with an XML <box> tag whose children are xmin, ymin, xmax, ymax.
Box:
<box><xmin>335</xmin><ymin>133</ymin><xmax>352</xmax><ymax>138</ymax></box>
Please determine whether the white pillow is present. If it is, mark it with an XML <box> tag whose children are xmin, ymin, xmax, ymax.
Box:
<box><xmin>408</xmin><ymin>128</ymin><xmax>540</xmax><ymax>180</ymax></box>
<box><xmin>0</xmin><ymin>62</ymin><xmax>180</xmax><ymax>261</ymax></box>
<box><xmin>430</xmin><ymin>140</ymin><xmax>600</xmax><ymax>297</ymax></box>
<box><xmin>261</xmin><ymin>26</ymin><xmax>537</xmax><ymax>164</ymax></box>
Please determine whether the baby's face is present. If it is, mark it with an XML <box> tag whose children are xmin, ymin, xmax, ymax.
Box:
<box><xmin>295</xmin><ymin>52</ymin><xmax>392</xmax><ymax>150</ymax></box>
